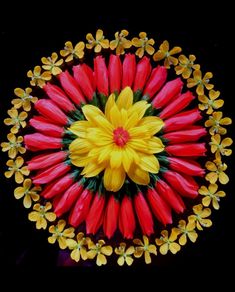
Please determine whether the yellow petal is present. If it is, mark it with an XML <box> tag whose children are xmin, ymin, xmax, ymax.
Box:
<box><xmin>81</xmin><ymin>161</ymin><xmax>105</xmax><ymax>177</ymax></box>
<box><xmin>160</xmin><ymin>40</ymin><xmax>169</xmax><ymax>52</ymax></box>
<box><xmin>138</xmin><ymin>154</ymin><xmax>160</xmax><ymax>173</ymax></box>
<box><xmin>132</xmin><ymin>37</ymin><xmax>142</xmax><ymax>47</ymax></box>
<box><xmin>169</xmin><ymin>242</ymin><xmax>181</xmax><ymax>254</ymax></box>
<box><xmin>219</xmin><ymin>172</ymin><xmax>229</xmax><ymax>184</ymax></box>
<box><xmin>14</xmin><ymin>187</ymin><xmax>25</xmax><ymax>199</ymax></box>
<box><xmin>127</xmin><ymin>163</ymin><xmax>150</xmax><ymax>185</ymax></box>
<box><xmin>137</xmin><ymin>116</ymin><xmax>164</xmax><ymax>136</ymax></box>
<box><xmin>208</xmin><ymin>183</ymin><xmax>218</xmax><ymax>194</ymax></box>
<box><xmin>179</xmin><ymin>234</ymin><xmax>187</xmax><ymax>246</ymax></box>
<box><xmin>101</xmin><ymin>245</ymin><xmax>113</xmax><ymax>256</ymax></box>
<box><xmin>144</xmin><ymin>251</ymin><xmax>151</xmax><ymax>264</ymax></box>
<box><xmin>159</xmin><ymin>243</ymin><xmax>169</xmax><ymax>255</ymax></box>
<box><xmin>188</xmin><ymin>231</ymin><xmax>198</xmax><ymax>243</ymax></box>
<box><xmin>110</xmin><ymin>104</ymin><xmax>122</xmax><ymax>128</ymax></box>
<box><xmin>116</xmin><ymin>87</ymin><xmax>133</xmax><ymax>110</ymax></box>
<box><xmin>96</xmin><ymin>253</ymin><xmax>107</xmax><ymax>266</ymax></box>
<box><xmin>205</xmin><ymin>161</ymin><xmax>217</xmax><ymax>171</ymax></box>
<box><xmin>23</xmin><ymin>194</ymin><xmax>32</xmax><ymax>208</ymax></box>
<box><xmin>221</xmin><ymin>138</ymin><xmax>233</xmax><ymax>147</ymax></box>
<box><xmin>126</xmin><ymin>256</ymin><xmax>134</xmax><ymax>266</ymax></box>
<box><xmin>104</xmin><ymin>166</ymin><xmax>126</xmax><ymax>192</ymax></box>
<box><xmin>110</xmin><ymin>148</ymin><xmax>122</xmax><ymax>169</ymax></box>
<box><xmin>170</xmin><ymin>46</ymin><xmax>182</xmax><ymax>55</ymax></box>
<box><xmin>117</xmin><ymin>256</ymin><xmax>125</xmax><ymax>266</ymax></box>
<box><xmin>127</xmin><ymin>101</ymin><xmax>150</xmax><ymax>121</ymax></box>
<box><xmin>58</xmin><ymin>237</ymin><xmax>67</xmax><ymax>249</ymax></box>
<box><xmin>198</xmin><ymin>185</ymin><xmax>209</xmax><ymax>195</ymax></box>
<box><xmin>145</xmin><ymin>45</ymin><xmax>155</xmax><ymax>55</ymax></box>
<box><xmin>105</xmin><ymin>94</ymin><xmax>116</xmax><ymax>122</ymax></box>
<box><xmin>96</xmin><ymin>29</ymin><xmax>103</xmax><ymax>40</ymax></box>
<box><xmin>153</xmin><ymin>51</ymin><xmax>166</xmax><ymax>61</ymax></box>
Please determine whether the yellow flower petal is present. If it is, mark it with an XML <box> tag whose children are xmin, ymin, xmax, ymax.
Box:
<box><xmin>138</xmin><ymin>154</ymin><xmax>160</xmax><ymax>173</ymax></box>
<box><xmin>127</xmin><ymin>163</ymin><xmax>150</xmax><ymax>185</ymax></box>
<box><xmin>116</xmin><ymin>87</ymin><xmax>133</xmax><ymax>110</ymax></box>
<box><xmin>104</xmin><ymin>166</ymin><xmax>126</xmax><ymax>192</ymax></box>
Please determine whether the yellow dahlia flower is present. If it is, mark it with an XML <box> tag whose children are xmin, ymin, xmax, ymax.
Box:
<box><xmin>69</xmin><ymin>87</ymin><xmax>164</xmax><ymax>192</ymax></box>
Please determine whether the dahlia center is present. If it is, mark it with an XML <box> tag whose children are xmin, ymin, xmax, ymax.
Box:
<box><xmin>113</xmin><ymin>127</ymin><xmax>130</xmax><ymax>147</ymax></box>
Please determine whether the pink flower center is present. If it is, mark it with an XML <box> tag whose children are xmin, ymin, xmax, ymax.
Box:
<box><xmin>113</xmin><ymin>127</ymin><xmax>130</xmax><ymax>147</ymax></box>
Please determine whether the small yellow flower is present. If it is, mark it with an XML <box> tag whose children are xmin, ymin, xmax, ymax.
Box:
<box><xmin>4</xmin><ymin>108</ymin><xmax>28</xmax><ymax>134</ymax></box>
<box><xmin>60</xmin><ymin>41</ymin><xmax>85</xmax><ymax>62</ymax></box>
<box><xmin>175</xmin><ymin>54</ymin><xmax>200</xmax><ymax>79</ymax></box>
<box><xmin>86</xmin><ymin>29</ymin><xmax>109</xmax><ymax>53</ymax></box>
<box><xmin>115</xmin><ymin>242</ymin><xmax>135</xmax><ymax>266</ymax></box>
<box><xmin>205</xmin><ymin>159</ymin><xmax>229</xmax><ymax>184</ymax></box>
<box><xmin>199</xmin><ymin>184</ymin><xmax>226</xmax><ymax>210</ymax></box>
<box><xmin>87</xmin><ymin>239</ymin><xmax>113</xmax><ymax>266</ymax></box>
<box><xmin>205</xmin><ymin>111</ymin><xmax>232</xmax><ymax>135</ymax></box>
<box><xmin>132</xmin><ymin>32</ymin><xmax>155</xmax><ymax>58</ymax></box>
<box><xmin>28</xmin><ymin>202</ymin><xmax>56</xmax><ymax>230</ymax></box>
<box><xmin>41</xmin><ymin>52</ymin><xmax>63</xmax><ymax>75</ymax></box>
<box><xmin>155</xmin><ymin>230</ymin><xmax>181</xmax><ymax>255</ymax></box>
<box><xmin>27</xmin><ymin>66</ymin><xmax>51</xmax><ymax>88</ymax></box>
<box><xmin>11</xmin><ymin>87</ymin><xmax>37</xmax><ymax>111</ymax></box>
<box><xmin>173</xmin><ymin>220</ymin><xmax>198</xmax><ymax>246</ymax></box>
<box><xmin>187</xmin><ymin>70</ymin><xmax>214</xmax><ymax>95</ymax></box>
<box><xmin>198</xmin><ymin>90</ymin><xmax>224</xmax><ymax>114</ymax></box>
<box><xmin>133</xmin><ymin>235</ymin><xmax>157</xmax><ymax>264</ymax></box>
<box><xmin>210</xmin><ymin>134</ymin><xmax>233</xmax><ymax>158</ymax></box>
<box><xmin>1</xmin><ymin>133</ymin><xmax>25</xmax><ymax>159</ymax></box>
<box><xmin>48</xmin><ymin>219</ymin><xmax>75</xmax><ymax>249</ymax></box>
<box><xmin>110</xmin><ymin>30</ymin><xmax>132</xmax><ymax>55</ymax></box>
<box><xmin>4</xmin><ymin>156</ymin><xmax>29</xmax><ymax>184</ymax></box>
<box><xmin>188</xmin><ymin>204</ymin><xmax>212</xmax><ymax>230</ymax></box>
<box><xmin>14</xmin><ymin>178</ymin><xmax>41</xmax><ymax>208</ymax></box>
<box><xmin>66</xmin><ymin>232</ymin><xmax>88</xmax><ymax>262</ymax></box>
<box><xmin>153</xmin><ymin>40</ymin><xmax>182</xmax><ymax>68</ymax></box>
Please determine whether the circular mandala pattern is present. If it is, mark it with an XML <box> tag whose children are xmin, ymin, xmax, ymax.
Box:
<box><xmin>1</xmin><ymin>29</ymin><xmax>233</xmax><ymax>266</ymax></box>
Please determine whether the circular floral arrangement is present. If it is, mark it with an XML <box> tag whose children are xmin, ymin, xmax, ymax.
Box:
<box><xmin>1</xmin><ymin>29</ymin><xmax>233</xmax><ymax>266</ymax></box>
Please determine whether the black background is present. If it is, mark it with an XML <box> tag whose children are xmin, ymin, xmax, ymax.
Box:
<box><xmin>0</xmin><ymin>5</ymin><xmax>234</xmax><ymax>284</ymax></box>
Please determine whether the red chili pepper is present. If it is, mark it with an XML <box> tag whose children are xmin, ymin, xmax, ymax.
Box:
<box><xmin>81</xmin><ymin>63</ymin><xmax>96</xmax><ymax>91</ymax></box>
<box><xmin>34</xmin><ymin>99</ymin><xmax>69</xmax><ymax>126</ymax></box>
<box><xmin>24</xmin><ymin>133</ymin><xmax>62</xmax><ymax>151</ymax></box>
<box><xmin>152</xmin><ymin>78</ymin><xmax>183</xmax><ymax>109</ymax></box>
<box><xmin>146</xmin><ymin>187</ymin><xmax>172</xmax><ymax>225</ymax></box>
<box><xmin>59</xmin><ymin>70</ymin><xmax>86</xmax><ymax>105</ymax></box>
<box><xmin>94</xmin><ymin>55</ymin><xmax>109</xmax><ymax>96</ymax></box>
<box><xmin>69</xmin><ymin>188</ymin><xmax>93</xmax><ymax>227</ymax></box>
<box><xmin>163</xmin><ymin>108</ymin><xmax>202</xmax><ymax>133</ymax></box>
<box><xmin>33</xmin><ymin>162</ymin><xmax>71</xmax><ymax>184</ymax></box>
<box><xmin>103</xmin><ymin>195</ymin><xmax>120</xmax><ymax>239</ymax></box>
<box><xmin>143</xmin><ymin>66</ymin><xmax>167</xmax><ymax>99</ymax></box>
<box><xmin>155</xmin><ymin>179</ymin><xmax>185</xmax><ymax>213</ymax></box>
<box><xmin>73</xmin><ymin>64</ymin><xmax>95</xmax><ymax>101</ymax></box>
<box><xmin>122</xmin><ymin>53</ymin><xmax>136</xmax><ymax>89</ymax></box>
<box><xmin>43</xmin><ymin>83</ymin><xmax>76</xmax><ymax>112</ymax></box>
<box><xmin>163</xmin><ymin>169</ymin><xmax>199</xmax><ymax>199</ymax></box>
<box><xmin>167</xmin><ymin>157</ymin><xmax>205</xmax><ymax>176</ymax></box>
<box><xmin>163</xmin><ymin>126</ymin><xmax>207</xmax><ymax>144</ymax></box>
<box><xmin>166</xmin><ymin>143</ymin><xmax>206</xmax><ymax>157</ymax></box>
<box><xmin>27</xmin><ymin>151</ymin><xmax>67</xmax><ymax>170</ymax></box>
<box><xmin>108</xmin><ymin>54</ymin><xmax>122</xmax><ymax>94</ymax></box>
<box><xmin>29</xmin><ymin>116</ymin><xmax>64</xmax><ymax>138</ymax></box>
<box><xmin>159</xmin><ymin>91</ymin><xmax>195</xmax><ymax>119</ymax></box>
<box><xmin>54</xmin><ymin>181</ymin><xmax>84</xmax><ymax>217</ymax></box>
<box><xmin>86</xmin><ymin>192</ymin><xmax>105</xmax><ymax>235</ymax></box>
<box><xmin>41</xmin><ymin>173</ymin><xmax>75</xmax><ymax>199</ymax></box>
<box><xmin>133</xmin><ymin>56</ymin><xmax>152</xmax><ymax>92</ymax></box>
<box><xmin>134</xmin><ymin>191</ymin><xmax>154</xmax><ymax>236</ymax></box>
<box><xmin>119</xmin><ymin>195</ymin><xmax>136</xmax><ymax>239</ymax></box>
